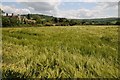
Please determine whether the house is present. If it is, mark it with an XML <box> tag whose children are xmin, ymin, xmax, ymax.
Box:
<box><xmin>21</xmin><ymin>16</ymin><xmax>36</xmax><ymax>24</ymax></box>
<box><xmin>4</xmin><ymin>13</ymin><xmax>36</xmax><ymax>24</ymax></box>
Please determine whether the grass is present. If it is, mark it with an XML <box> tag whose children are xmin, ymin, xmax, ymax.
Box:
<box><xmin>2</xmin><ymin>26</ymin><xmax>119</xmax><ymax>78</ymax></box>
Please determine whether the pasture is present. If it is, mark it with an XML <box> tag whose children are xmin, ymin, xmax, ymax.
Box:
<box><xmin>2</xmin><ymin>26</ymin><xmax>119</xmax><ymax>78</ymax></box>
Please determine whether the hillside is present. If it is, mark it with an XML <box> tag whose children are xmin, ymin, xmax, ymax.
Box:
<box><xmin>2</xmin><ymin>13</ymin><xmax>120</xmax><ymax>27</ymax></box>
<box><xmin>23</xmin><ymin>14</ymin><xmax>119</xmax><ymax>25</ymax></box>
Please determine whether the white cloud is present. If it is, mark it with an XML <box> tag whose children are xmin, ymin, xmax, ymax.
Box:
<box><xmin>53</xmin><ymin>2</ymin><xmax>118</xmax><ymax>19</ymax></box>
<box><xmin>23</xmin><ymin>2</ymin><xmax>59</xmax><ymax>11</ymax></box>
<box><xmin>16</xmin><ymin>0</ymin><xmax>60</xmax><ymax>2</ymax></box>
<box><xmin>2</xmin><ymin>0</ymin><xmax>61</xmax><ymax>11</ymax></box>
<box><xmin>64</xmin><ymin>0</ymin><xmax>119</xmax><ymax>2</ymax></box>
<box><xmin>95</xmin><ymin>2</ymin><xmax>118</xmax><ymax>9</ymax></box>
<box><xmin>15</xmin><ymin>0</ymin><xmax>61</xmax><ymax>17</ymax></box>
<box><xmin>1</xmin><ymin>5</ymin><xmax>31</xmax><ymax>14</ymax></box>
<box><xmin>2</xmin><ymin>0</ymin><xmax>119</xmax><ymax>2</ymax></box>
<box><xmin>17</xmin><ymin>0</ymin><xmax>61</xmax><ymax>14</ymax></box>
<box><xmin>22</xmin><ymin>2</ymin><xmax>118</xmax><ymax>19</ymax></box>
<box><xmin>1</xmin><ymin>1</ymin><xmax>118</xmax><ymax>19</ymax></box>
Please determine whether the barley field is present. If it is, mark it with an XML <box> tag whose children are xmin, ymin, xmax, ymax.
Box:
<box><xmin>2</xmin><ymin>26</ymin><xmax>119</xmax><ymax>78</ymax></box>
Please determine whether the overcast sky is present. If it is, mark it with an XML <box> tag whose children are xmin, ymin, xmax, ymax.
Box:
<box><xmin>1</xmin><ymin>0</ymin><xmax>119</xmax><ymax>19</ymax></box>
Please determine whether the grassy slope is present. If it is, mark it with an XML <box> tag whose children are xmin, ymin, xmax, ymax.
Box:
<box><xmin>2</xmin><ymin>26</ymin><xmax>119</xmax><ymax>78</ymax></box>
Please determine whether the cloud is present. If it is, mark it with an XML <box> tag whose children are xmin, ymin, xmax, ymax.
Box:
<box><xmin>22</xmin><ymin>2</ymin><xmax>118</xmax><ymax>19</ymax></box>
<box><xmin>1</xmin><ymin>1</ymin><xmax>118</xmax><ymax>19</ymax></box>
<box><xmin>64</xmin><ymin>0</ymin><xmax>119</xmax><ymax>2</ymax></box>
<box><xmin>15</xmin><ymin>0</ymin><xmax>61</xmax><ymax>17</ymax></box>
<box><xmin>16</xmin><ymin>0</ymin><xmax>60</xmax><ymax>2</ymax></box>
<box><xmin>1</xmin><ymin>0</ymin><xmax>61</xmax><ymax>16</ymax></box>
<box><xmin>2</xmin><ymin>0</ymin><xmax>119</xmax><ymax>2</ymax></box>
<box><xmin>2</xmin><ymin>0</ymin><xmax>61</xmax><ymax>13</ymax></box>
<box><xmin>95</xmin><ymin>2</ymin><xmax>118</xmax><ymax>9</ymax></box>
<box><xmin>53</xmin><ymin>8</ymin><xmax>97</xmax><ymax>19</ymax></box>
<box><xmin>1</xmin><ymin>5</ymin><xmax>31</xmax><ymax>14</ymax></box>
<box><xmin>53</xmin><ymin>2</ymin><xmax>118</xmax><ymax>19</ymax></box>
<box><xmin>23</xmin><ymin>2</ymin><xmax>59</xmax><ymax>11</ymax></box>
<box><xmin>17</xmin><ymin>0</ymin><xmax>61</xmax><ymax>15</ymax></box>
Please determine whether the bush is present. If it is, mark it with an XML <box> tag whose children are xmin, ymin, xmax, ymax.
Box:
<box><xmin>2</xmin><ymin>16</ymin><xmax>20</xmax><ymax>27</ymax></box>
<box><xmin>37</xmin><ymin>24</ymin><xmax>43</xmax><ymax>27</ymax></box>
<box><xmin>115</xmin><ymin>20</ymin><xmax>120</xmax><ymax>25</ymax></box>
<box><xmin>2</xmin><ymin>17</ymin><xmax>11</xmax><ymax>27</ymax></box>
<box><xmin>44</xmin><ymin>22</ymin><xmax>53</xmax><ymax>26</ymax></box>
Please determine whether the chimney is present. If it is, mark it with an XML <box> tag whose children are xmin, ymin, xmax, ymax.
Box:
<box><xmin>12</xmin><ymin>13</ymin><xmax>14</xmax><ymax>17</ymax></box>
<box><xmin>6</xmin><ymin>13</ymin><xmax>8</xmax><ymax>16</ymax></box>
<box><xmin>18</xmin><ymin>14</ymin><xmax>20</xmax><ymax>16</ymax></box>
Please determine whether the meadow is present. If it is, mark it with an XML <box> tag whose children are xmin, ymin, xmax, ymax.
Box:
<box><xmin>2</xmin><ymin>26</ymin><xmax>119</xmax><ymax>78</ymax></box>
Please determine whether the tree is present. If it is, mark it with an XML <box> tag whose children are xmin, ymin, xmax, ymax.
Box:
<box><xmin>2</xmin><ymin>17</ymin><xmax>11</xmax><ymax>27</ymax></box>
<box><xmin>81</xmin><ymin>21</ymin><xmax>86</xmax><ymax>25</ymax></box>
<box><xmin>27</xmin><ymin>14</ymin><xmax>31</xmax><ymax>19</ymax></box>
<box><xmin>53</xmin><ymin>18</ymin><xmax>59</xmax><ymax>23</ymax></box>
<box><xmin>10</xmin><ymin>17</ymin><xmax>20</xmax><ymax>26</ymax></box>
<box><xmin>2</xmin><ymin>16</ymin><xmax>20</xmax><ymax>27</ymax></box>
<box><xmin>69</xmin><ymin>20</ymin><xmax>77</xmax><ymax>26</ymax></box>
<box><xmin>115</xmin><ymin>20</ymin><xmax>120</xmax><ymax>25</ymax></box>
<box><xmin>0</xmin><ymin>9</ymin><xmax>4</xmax><ymax>13</ymax></box>
<box><xmin>44</xmin><ymin>22</ymin><xmax>53</xmax><ymax>26</ymax></box>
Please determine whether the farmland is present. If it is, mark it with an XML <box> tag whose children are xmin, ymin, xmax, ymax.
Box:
<box><xmin>2</xmin><ymin>26</ymin><xmax>119</xmax><ymax>78</ymax></box>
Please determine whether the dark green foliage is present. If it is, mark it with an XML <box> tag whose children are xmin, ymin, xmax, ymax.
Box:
<box><xmin>2</xmin><ymin>12</ymin><xmax>119</xmax><ymax>27</ymax></box>
<box><xmin>2</xmin><ymin>17</ymin><xmax>11</xmax><ymax>27</ymax></box>
<box><xmin>1</xmin><ymin>9</ymin><xmax>5</xmax><ymax>14</ymax></box>
<box><xmin>81</xmin><ymin>20</ymin><xmax>86</xmax><ymax>25</ymax></box>
<box><xmin>44</xmin><ymin>22</ymin><xmax>53</xmax><ymax>26</ymax></box>
<box><xmin>2</xmin><ymin>16</ymin><xmax>20</xmax><ymax>27</ymax></box>
<box><xmin>115</xmin><ymin>20</ymin><xmax>120</xmax><ymax>25</ymax></box>
<box><xmin>36</xmin><ymin>18</ymin><xmax>42</xmax><ymax>24</ymax></box>
<box><xmin>27</xmin><ymin>14</ymin><xmax>31</xmax><ymax>19</ymax></box>
<box><xmin>69</xmin><ymin>20</ymin><xmax>77</xmax><ymax>26</ymax></box>
<box><xmin>53</xmin><ymin>17</ymin><xmax>59</xmax><ymax>23</ymax></box>
<box><xmin>10</xmin><ymin>17</ymin><xmax>20</xmax><ymax>26</ymax></box>
<box><xmin>2</xmin><ymin>70</ymin><xmax>27</xmax><ymax>79</ymax></box>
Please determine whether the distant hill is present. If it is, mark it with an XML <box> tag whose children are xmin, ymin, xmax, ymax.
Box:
<box><xmin>22</xmin><ymin>14</ymin><xmax>119</xmax><ymax>25</ymax></box>
<box><xmin>2</xmin><ymin>12</ymin><xmax>120</xmax><ymax>27</ymax></box>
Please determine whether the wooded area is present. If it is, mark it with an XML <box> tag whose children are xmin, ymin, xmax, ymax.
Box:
<box><xmin>1</xmin><ymin>9</ymin><xmax>120</xmax><ymax>27</ymax></box>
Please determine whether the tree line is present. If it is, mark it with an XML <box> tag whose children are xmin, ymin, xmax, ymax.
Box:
<box><xmin>1</xmin><ymin>11</ymin><xmax>120</xmax><ymax>27</ymax></box>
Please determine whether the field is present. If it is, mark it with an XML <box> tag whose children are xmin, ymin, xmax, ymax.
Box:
<box><xmin>2</xmin><ymin>26</ymin><xmax>119</xmax><ymax>78</ymax></box>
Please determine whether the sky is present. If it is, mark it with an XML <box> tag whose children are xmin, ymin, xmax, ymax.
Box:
<box><xmin>1</xmin><ymin>0</ymin><xmax>119</xmax><ymax>19</ymax></box>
